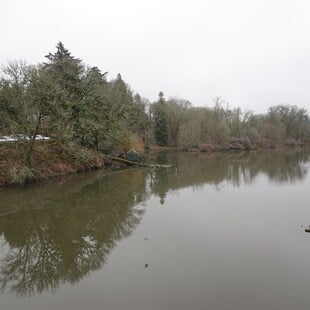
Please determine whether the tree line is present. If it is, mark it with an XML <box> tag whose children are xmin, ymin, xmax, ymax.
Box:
<box><xmin>0</xmin><ymin>42</ymin><xmax>309</xmax><ymax>167</ymax></box>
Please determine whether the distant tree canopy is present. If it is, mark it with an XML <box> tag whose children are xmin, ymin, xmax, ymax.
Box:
<box><xmin>0</xmin><ymin>41</ymin><xmax>309</xmax><ymax>167</ymax></box>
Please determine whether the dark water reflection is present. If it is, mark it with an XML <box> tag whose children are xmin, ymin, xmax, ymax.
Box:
<box><xmin>0</xmin><ymin>170</ymin><xmax>148</xmax><ymax>296</ymax></box>
<box><xmin>0</xmin><ymin>149</ymin><xmax>309</xmax><ymax>308</ymax></box>
<box><xmin>149</xmin><ymin>149</ymin><xmax>309</xmax><ymax>203</ymax></box>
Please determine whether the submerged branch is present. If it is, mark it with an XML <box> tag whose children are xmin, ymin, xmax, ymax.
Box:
<box><xmin>109</xmin><ymin>155</ymin><xmax>172</xmax><ymax>168</ymax></box>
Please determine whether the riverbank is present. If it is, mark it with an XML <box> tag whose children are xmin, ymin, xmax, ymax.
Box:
<box><xmin>0</xmin><ymin>138</ymin><xmax>308</xmax><ymax>186</ymax></box>
<box><xmin>188</xmin><ymin>138</ymin><xmax>306</xmax><ymax>152</ymax></box>
<box><xmin>0</xmin><ymin>142</ymin><xmax>105</xmax><ymax>186</ymax></box>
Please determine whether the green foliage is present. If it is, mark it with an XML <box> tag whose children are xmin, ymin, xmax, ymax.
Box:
<box><xmin>152</xmin><ymin>92</ymin><xmax>169</xmax><ymax>146</ymax></box>
<box><xmin>0</xmin><ymin>43</ymin><xmax>150</xmax><ymax>161</ymax></box>
<box><xmin>0</xmin><ymin>42</ymin><xmax>309</xmax><ymax>172</ymax></box>
<box><xmin>127</xmin><ymin>94</ymin><xmax>149</xmax><ymax>138</ymax></box>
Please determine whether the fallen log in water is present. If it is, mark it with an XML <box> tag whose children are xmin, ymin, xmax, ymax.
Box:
<box><xmin>109</xmin><ymin>156</ymin><xmax>172</xmax><ymax>168</ymax></box>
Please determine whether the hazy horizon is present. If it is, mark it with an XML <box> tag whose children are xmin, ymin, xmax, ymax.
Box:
<box><xmin>1</xmin><ymin>0</ymin><xmax>310</xmax><ymax>113</ymax></box>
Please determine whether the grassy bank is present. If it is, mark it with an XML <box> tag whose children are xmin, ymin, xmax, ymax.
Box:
<box><xmin>0</xmin><ymin>137</ymin><xmax>308</xmax><ymax>186</ymax></box>
<box><xmin>0</xmin><ymin>141</ymin><xmax>105</xmax><ymax>186</ymax></box>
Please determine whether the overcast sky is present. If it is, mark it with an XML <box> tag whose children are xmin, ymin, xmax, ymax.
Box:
<box><xmin>1</xmin><ymin>0</ymin><xmax>310</xmax><ymax>113</ymax></box>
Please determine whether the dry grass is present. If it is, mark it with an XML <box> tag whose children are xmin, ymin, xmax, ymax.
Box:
<box><xmin>0</xmin><ymin>142</ymin><xmax>104</xmax><ymax>185</ymax></box>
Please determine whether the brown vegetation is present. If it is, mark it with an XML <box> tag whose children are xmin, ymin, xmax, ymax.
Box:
<box><xmin>0</xmin><ymin>142</ymin><xmax>104</xmax><ymax>186</ymax></box>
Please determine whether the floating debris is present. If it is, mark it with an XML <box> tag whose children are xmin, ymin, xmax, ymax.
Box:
<box><xmin>110</xmin><ymin>156</ymin><xmax>173</xmax><ymax>168</ymax></box>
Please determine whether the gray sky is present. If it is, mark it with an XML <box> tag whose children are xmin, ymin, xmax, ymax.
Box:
<box><xmin>1</xmin><ymin>0</ymin><xmax>310</xmax><ymax>113</ymax></box>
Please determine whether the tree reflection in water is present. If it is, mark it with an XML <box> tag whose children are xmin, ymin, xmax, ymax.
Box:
<box><xmin>0</xmin><ymin>149</ymin><xmax>309</xmax><ymax>296</ymax></box>
<box><xmin>0</xmin><ymin>169</ymin><xmax>149</xmax><ymax>296</ymax></box>
<box><xmin>148</xmin><ymin>149</ymin><xmax>310</xmax><ymax>199</ymax></box>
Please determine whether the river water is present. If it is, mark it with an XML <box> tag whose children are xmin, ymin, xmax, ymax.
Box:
<box><xmin>0</xmin><ymin>149</ymin><xmax>310</xmax><ymax>310</ymax></box>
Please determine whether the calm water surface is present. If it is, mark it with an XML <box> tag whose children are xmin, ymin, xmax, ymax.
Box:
<box><xmin>0</xmin><ymin>150</ymin><xmax>310</xmax><ymax>310</ymax></box>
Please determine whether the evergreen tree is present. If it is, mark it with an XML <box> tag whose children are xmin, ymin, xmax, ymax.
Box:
<box><xmin>110</xmin><ymin>73</ymin><xmax>132</xmax><ymax>121</ymax></box>
<box><xmin>153</xmin><ymin>92</ymin><xmax>169</xmax><ymax>146</ymax></box>
<box><xmin>45</xmin><ymin>42</ymin><xmax>83</xmax><ymax>97</ymax></box>
<box><xmin>44</xmin><ymin>42</ymin><xmax>84</xmax><ymax>139</ymax></box>
<box><xmin>127</xmin><ymin>93</ymin><xmax>148</xmax><ymax>137</ymax></box>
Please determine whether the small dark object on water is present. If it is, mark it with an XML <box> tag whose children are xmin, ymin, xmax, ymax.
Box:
<box><xmin>300</xmin><ymin>225</ymin><xmax>310</xmax><ymax>233</ymax></box>
<box><xmin>144</xmin><ymin>263</ymin><xmax>149</xmax><ymax>268</ymax></box>
<box><xmin>144</xmin><ymin>238</ymin><xmax>148</xmax><ymax>240</ymax></box>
